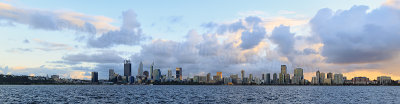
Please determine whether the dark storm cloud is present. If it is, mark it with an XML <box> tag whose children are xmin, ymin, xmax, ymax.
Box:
<box><xmin>269</xmin><ymin>25</ymin><xmax>296</xmax><ymax>61</ymax></box>
<box><xmin>310</xmin><ymin>5</ymin><xmax>400</xmax><ymax>64</ymax></box>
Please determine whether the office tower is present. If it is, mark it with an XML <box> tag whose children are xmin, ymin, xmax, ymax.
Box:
<box><xmin>273</xmin><ymin>73</ymin><xmax>277</xmax><ymax>84</ymax></box>
<box><xmin>262</xmin><ymin>74</ymin><xmax>265</xmax><ymax>80</ymax></box>
<box><xmin>279</xmin><ymin>65</ymin><xmax>287</xmax><ymax>84</ymax></box>
<box><xmin>138</xmin><ymin>61</ymin><xmax>143</xmax><ymax>76</ymax></box>
<box><xmin>320</xmin><ymin>73</ymin><xmax>325</xmax><ymax>84</ymax></box>
<box><xmin>293</xmin><ymin>68</ymin><xmax>304</xmax><ymax>84</ymax></box>
<box><xmin>241</xmin><ymin>70</ymin><xmax>245</xmax><ymax>80</ymax></box>
<box><xmin>312</xmin><ymin>77</ymin><xmax>318</xmax><ymax>84</ymax></box>
<box><xmin>377</xmin><ymin>76</ymin><xmax>392</xmax><ymax>85</ymax></box>
<box><xmin>109</xmin><ymin>69</ymin><xmax>115</xmax><ymax>81</ymax></box>
<box><xmin>249</xmin><ymin>74</ymin><xmax>253</xmax><ymax>82</ymax></box>
<box><xmin>333</xmin><ymin>74</ymin><xmax>344</xmax><ymax>85</ymax></box>
<box><xmin>150</xmin><ymin>62</ymin><xmax>154</xmax><ymax>80</ymax></box>
<box><xmin>327</xmin><ymin>72</ymin><xmax>333</xmax><ymax>79</ymax></box>
<box><xmin>352</xmin><ymin>77</ymin><xmax>369</xmax><ymax>85</ymax></box>
<box><xmin>266</xmin><ymin>73</ymin><xmax>271</xmax><ymax>84</ymax></box>
<box><xmin>230</xmin><ymin>74</ymin><xmax>238</xmax><ymax>84</ymax></box>
<box><xmin>285</xmin><ymin>74</ymin><xmax>290</xmax><ymax>84</ymax></box>
<box><xmin>167</xmin><ymin>69</ymin><xmax>172</xmax><ymax>79</ymax></box>
<box><xmin>176</xmin><ymin>67</ymin><xmax>182</xmax><ymax>80</ymax></box>
<box><xmin>207</xmin><ymin>73</ymin><xmax>211</xmax><ymax>83</ymax></box>
<box><xmin>153</xmin><ymin>69</ymin><xmax>161</xmax><ymax>81</ymax></box>
<box><xmin>217</xmin><ymin>72</ymin><xmax>222</xmax><ymax>79</ymax></box>
<box><xmin>124</xmin><ymin>60</ymin><xmax>132</xmax><ymax>77</ymax></box>
<box><xmin>91</xmin><ymin>72</ymin><xmax>98</xmax><ymax>83</ymax></box>
<box><xmin>316</xmin><ymin>70</ymin><xmax>320</xmax><ymax>85</ymax></box>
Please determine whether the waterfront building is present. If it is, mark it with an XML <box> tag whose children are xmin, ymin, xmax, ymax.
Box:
<box><xmin>241</xmin><ymin>70</ymin><xmax>245</xmax><ymax>80</ymax></box>
<box><xmin>124</xmin><ymin>60</ymin><xmax>132</xmax><ymax>77</ymax></box>
<box><xmin>273</xmin><ymin>73</ymin><xmax>277</xmax><ymax>84</ymax></box>
<box><xmin>138</xmin><ymin>61</ymin><xmax>143</xmax><ymax>76</ymax></box>
<box><xmin>91</xmin><ymin>72</ymin><xmax>98</xmax><ymax>83</ymax></box>
<box><xmin>128</xmin><ymin>76</ymin><xmax>135</xmax><ymax>84</ymax></box>
<box><xmin>293</xmin><ymin>68</ymin><xmax>304</xmax><ymax>85</ymax></box>
<box><xmin>316</xmin><ymin>70</ymin><xmax>320</xmax><ymax>85</ymax></box>
<box><xmin>150</xmin><ymin>62</ymin><xmax>154</xmax><ymax>80</ymax></box>
<box><xmin>266</xmin><ymin>73</ymin><xmax>271</xmax><ymax>84</ymax></box>
<box><xmin>352</xmin><ymin>77</ymin><xmax>369</xmax><ymax>85</ymax></box>
<box><xmin>230</xmin><ymin>74</ymin><xmax>239</xmax><ymax>84</ymax></box>
<box><xmin>324</xmin><ymin>78</ymin><xmax>332</xmax><ymax>85</ymax></box>
<box><xmin>285</xmin><ymin>74</ymin><xmax>290</xmax><ymax>84</ymax></box>
<box><xmin>249</xmin><ymin>74</ymin><xmax>253</xmax><ymax>83</ymax></box>
<box><xmin>167</xmin><ymin>69</ymin><xmax>172</xmax><ymax>80</ymax></box>
<box><xmin>153</xmin><ymin>69</ymin><xmax>161</xmax><ymax>81</ymax></box>
<box><xmin>312</xmin><ymin>77</ymin><xmax>318</xmax><ymax>85</ymax></box>
<box><xmin>109</xmin><ymin>69</ymin><xmax>115</xmax><ymax>82</ymax></box>
<box><xmin>206</xmin><ymin>73</ymin><xmax>211</xmax><ymax>83</ymax></box>
<box><xmin>279</xmin><ymin>65</ymin><xmax>287</xmax><ymax>84</ymax></box>
<box><xmin>143</xmin><ymin>71</ymin><xmax>149</xmax><ymax>79</ymax></box>
<box><xmin>217</xmin><ymin>72</ymin><xmax>222</xmax><ymax>79</ymax></box>
<box><xmin>327</xmin><ymin>72</ymin><xmax>333</xmax><ymax>79</ymax></box>
<box><xmin>262</xmin><ymin>74</ymin><xmax>265</xmax><ymax>80</ymax></box>
<box><xmin>333</xmin><ymin>74</ymin><xmax>344</xmax><ymax>85</ymax></box>
<box><xmin>176</xmin><ymin>67</ymin><xmax>182</xmax><ymax>81</ymax></box>
<box><xmin>377</xmin><ymin>76</ymin><xmax>392</xmax><ymax>85</ymax></box>
<box><xmin>199</xmin><ymin>76</ymin><xmax>207</xmax><ymax>83</ymax></box>
<box><xmin>320</xmin><ymin>73</ymin><xmax>325</xmax><ymax>84</ymax></box>
<box><xmin>193</xmin><ymin>76</ymin><xmax>199</xmax><ymax>83</ymax></box>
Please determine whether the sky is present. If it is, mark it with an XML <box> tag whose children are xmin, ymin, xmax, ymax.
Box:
<box><xmin>2</xmin><ymin>0</ymin><xmax>400</xmax><ymax>80</ymax></box>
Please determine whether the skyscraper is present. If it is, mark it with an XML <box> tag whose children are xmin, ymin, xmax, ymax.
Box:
<box><xmin>138</xmin><ymin>61</ymin><xmax>143</xmax><ymax>76</ymax></box>
<box><xmin>333</xmin><ymin>74</ymin><xmax>344</xmax><ymax>85</ymax></box>
<box><xmin>91</xmin><ymin>72</ymin><xmax>98</xmax><ymax>83</ymax></box>
<box><xmin>207</xmin><ymin>73</ymin><xmax>211</xmax><ymax>83</ymax></box>
<box><xmin>167</xmin><ymin>69</ymin><xmax>172</xmax><ymax>79</ymax></box>
<box><xmin>266</xmin><ymin>73</ymin><xmax>271</xmax><ymax>84</ymax></box>
<box><xmin>262</xmin><ymin>74</ymin><xmax>265</xmax><ymax>80</ymax></box>
<box><xmin>176</xmin><ymin>67</ymin><xmax>182</xmax><ymax>81</ymax></box>
<box><xmin>241</xmin><ymin>70</ymin><xmax>245</xmax><ymax>80</ymax></box>
<box><xmin>293</xmin><ymin>68</ymin><xmax>304</xmax><ymax>84</ymax></box>
<box><xmin>279</xmin><ymin>65</ymin><xmax>287</xmax><ymax>84</ymax></box>
<box><xmin>153</xmin><ymin>69</ymin><xmax>161</xmax><ymax>81</ymax></box>
<box><xmin>316</xmin><ymin>70</ymin><xmax>320</xmax><ymax>85</ymax></box>
<box><xmin>217</xmin><ymin>72</ymin><xmax>222</xmax><ymax>79</ymax></box>
<box><xmin>124</xmin><ymin>60</ymin><xmax>131</xmax><ymax>77</ymax></box>
<box><xmin>109</xmin><ymin>69</ymin><xmax>115</xmax><ymax>81</ymax></box>
<box><xmin>273</xmin><ymin>73</ymin><xmax>277</xmax><ymax>84</ymax></box>
<box><xmin>320</xmin><ymin>72</ymin><xmax>325</xmax><ymax>84</ymax></box>
<box><xmin>150</xmin><ymin>61</ymin><xmax>154</xmax><ymax>80</ymax></box>
<box><xmin>327</xmin><ymin>72</ymin><xmax>333</xmax><ymax>79</ymax></box>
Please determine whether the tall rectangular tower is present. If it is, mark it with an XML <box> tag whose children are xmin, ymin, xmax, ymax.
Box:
<box><xmin>124</xmin><ymin>60</ymin><xmax>132</xmax><ymax>77</ymax></box>
<box><xmin>176</xmin><ymin>67</ymin><xmax>182</xmax><ymax>80</ymax></box>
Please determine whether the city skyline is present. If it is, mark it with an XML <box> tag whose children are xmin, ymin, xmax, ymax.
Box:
<box><xmin>2</xmin><ymin>0</ymin><xmax>400</xmax><ymax>81</ymax></box>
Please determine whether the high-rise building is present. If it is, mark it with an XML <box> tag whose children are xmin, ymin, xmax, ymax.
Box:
<box><xmin>167</xmin><ymin>69</ymin><xmax>172</xmax><ymax>79</ymax></box>
<box><xmin>279</xmin><ymin>65</ymin><xmax>287</xmax><ymax>84</ymax></box>
<box><xmin>320</xmin><ymin>73</ymin><xmax>325</xmax><ymax>84</ymax></box>
<box><xmin>124</xmin><ymin>60</ymin><xmax>132</xmax><ymax>77</ymax></box>
<box><xmin>241</xmin><ymin>70</ymin><xmax>245</xmax><ymax>80</ymax></box>
<box><xmin>150</xmin><ymin>62</ymin><xmax>154</xmax><ymax>80</ymax></box>
<box><xmin>249</xmin><ymin>74</ymin><xmax>253</xmax><ymax>83</ymax></box>
<box><xmin>262</xmin><ymin>74</ymin><xmax>265</xmax><ymax>80</ymax></box>
<box><xmin>138</xmin><ymin>61</ymin><xmax>143</xmax><ymax>76</ymax></box>
<box><xmin>327</xmin><ymin>72</ymin><xmax>333</xmax><ymax>79</ymax></box>
<box><xmin>316</xmin><ymin>70</ymin><xmax>320</xmax><ymax>85</ymax></box>
<box><xmin>143</xmin><ymin>71</ymin><xmax>149</xmax><ymax>79</ymax></box>
<box><xmin>293</xmin><ymin>68</ymin><xmax>304</xmax><ymax>84</ymax></box>
<box><xmin>153</xmin><ymin>69</ymin><xmax>161</xmax><ymax>81</ymax></box>
<box><xmin>285</xmin><ymin>74</ymin><xmax>290</xmax><ymax>84</ymax></box>
<box><xmin>91</xmin><ymin>72</ymin><xmax>98</xmax><ymax>83</ymax></box>
<box><xmin>176</xmin><ymin>67</ymin><xmax>182</xmax><ymax>81</ymax></box>
<box><xmin>333</xmin><ymin>73</ymin><xmax>344</xmax><ymax>85</ymax></box>
<box><xmin>273</xmin><ymin>73</ymin><xmax>277</xmax><ymax>84</ymax></box>
<box><xmin>217</xmin><ymin>72</ymin><xmax>222</xmax><ymax>79</ymax></box>
<box><xmin>109</xmin><ymin>69</ymin><xmax>115</xmax><ymax>82</ymax></box>
<box><xmin>206</xmin><ymin>73</ymin><xmax>211</xmax><ymax>83</ymax></box>
<box><xmin>266</xmin><ymin>73</ymin><xmax>271</xmax><ymax>84</ymax></box>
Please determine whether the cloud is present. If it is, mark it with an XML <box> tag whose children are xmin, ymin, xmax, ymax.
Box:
<box><xmin>62</xmin><ymin>51</ymin><xmax>124</xmax><ymax>64</ymax></box>
<box><xmin>23</xmin><ymin>39</ymin><xmax>29</xmax><ymax>43</ymax></box>
<box><xmin>168</xmin><ymin>16</ymin><xmax>183</xmax><ymax>23</ymax></box>
<box><xmin>33</xmin><ymin>39</ymin><xmax>73</xmax><ymax>51</ymax></box>
<box><xmin>310</xmin><ymin>5</ymin><xmax>400</xmax><ymax>64</ymax></box>
<box><xmin>269</xmin><ymin>25</ymin><xmax>296</xmax><ymax>62</ymax></box>
<box><xmin>6</xmin><ymin>48</ymin><xmax>33</xmax><ymax>53</ymax></box>
<box><xmin>87</xmin><ymin>10</ymin><xmax>150</xmax><ymax>48</ymax></box>
<box><xmin>0</xmin><ymin>2</ymin><xmax>117</xmax><ymax>34</ymax></box>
